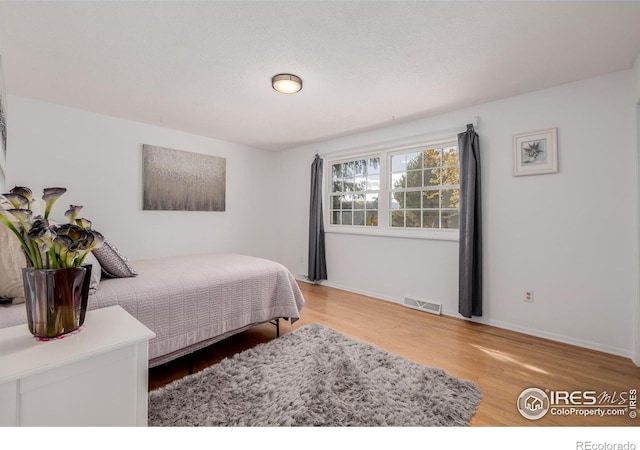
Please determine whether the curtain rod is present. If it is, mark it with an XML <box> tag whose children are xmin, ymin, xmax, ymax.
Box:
<box><xmin>318</xmin><ymin>116</ymin><xmax>479</xmax><ymax>159</ymax></box>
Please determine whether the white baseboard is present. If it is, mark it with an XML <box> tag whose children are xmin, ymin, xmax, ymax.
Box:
<box><xmin>455</xmin><ymin>312</ymin><xmax>631</xmax><ymax>360</ymax></box>
<box><xmin>296</xmin><ymin>276</ymin><xmax>632</xmax><ymax>361</ymax></box>
<box><xmin>633</xmin><ymin>346</ymin><xmax>640</xmax><ymax>367</ymax></box>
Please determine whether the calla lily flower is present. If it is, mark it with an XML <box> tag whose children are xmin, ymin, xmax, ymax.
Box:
<box><xmin>75</xmin><ymin>218</ymin><xmax>92</xmax><ymax>230</ymax></box>
<box><xmin>0</xmin><ymin>194</ymin><xmax>11</xmax><ymax>209</ymax></box>
<box><xmin>26</xmin><ymin>219</ymin><xmax>54</xmax><ymax>268</ymax></box>
<box><xmin>4</xmin><ymin>193</ymin><xmax>29</xmax><ymax>209</ymax></box>
<box><xmin>76</xmin><ymin>230</ymin><xmax>105</xmax><ymax>266</ymax></box>
<box><xmin>53</xmin><ymin>234</ymin><xmax>73</xmax><ymax>262</ymax></box>
<box><xmin>80</xmin><ymin>230</ymin><xmax>104</xmax><ymax>250</ymax></box>
<box><xmin>42</xmin><ymin>187</ymin><xmax>67</xmax><ymax>219</ymax></box>
<box><xmin>27</xmin><ymin>219</ymin><xmax>53</xmax><ymax>242</ymax></box>
<box><xmin>0</xmin><ymin>187</ymin><xmax>101</xmax><ymax>269</ymax></box>
<box><xmin>55</xmin><ymin>223</ymin><xmax>87</xmax><ymax>242</ymax></box>
<box><xmin>28</xmin><ymin>225</ymin><xmax>55</xmax><ymax>249</ymax></box>
<box><xmin>10</xmin><ymin>186</ymin><xmax>33</xmax><ymax>208</ymax></box>
<box><xmin>6</xmin><ymin>209</ymin><xmax>34</xmax><ymax>234</ymax></box>
<box><xmin>89</xmin><ymin>230</ymin><xmax>105</xmax><ymax>249</ymax></box>
<box><xmin>64</xmin><ymin>205</ymin><xmax>83</xmax><ymax>222</ymax></box>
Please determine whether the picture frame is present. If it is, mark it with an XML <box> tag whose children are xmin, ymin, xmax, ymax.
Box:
<box><xmin>513</xmin><ymin>127</ymin><xmax>558</xmax><ymax>176</ymax></box>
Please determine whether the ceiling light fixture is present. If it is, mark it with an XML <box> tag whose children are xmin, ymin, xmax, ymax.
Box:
<box><xmin>272</xmin><ymin>73</ymin><xmax>302</xmax><ymax>94</ymax></box>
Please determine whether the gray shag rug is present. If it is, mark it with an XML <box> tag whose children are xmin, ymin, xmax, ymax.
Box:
<box><xmin>148</xmin><ymin>323</ymin><xmax>482</xmax><ymax>426</ymax></box>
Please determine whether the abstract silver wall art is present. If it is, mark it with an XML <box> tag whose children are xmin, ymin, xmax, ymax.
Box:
<box><xmin>143</xmin><ymin>144</ymin><xmax>226</xmax><ymax>211</ymax></box>
<box><xmin>0</xmin><ymin>55</ymin><xmax>7</xmax><ymax>181</ymax></box>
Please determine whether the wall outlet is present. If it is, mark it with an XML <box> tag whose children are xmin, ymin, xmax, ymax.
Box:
<box><xmin>525</xmin><ymin>291</ymin><xmax>534</xmax><ymax>302</ymax></box>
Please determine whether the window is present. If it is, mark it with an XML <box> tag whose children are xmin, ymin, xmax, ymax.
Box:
<box><xmin>326</xmin><ymin>138</ymin><xmax>459</xmax><ymax>239</ymax></box>
<box><xmin>389</xmin><ymin>144</ymin><xmax>459</xmax><ymax>229</ymax></box>
<box><xmin>329</xmin><ymin>158</ymin><xmax>380</xmax><ymax>226</ymax></box>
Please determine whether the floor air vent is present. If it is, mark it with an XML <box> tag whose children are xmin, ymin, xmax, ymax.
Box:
<box><xmin>403</xmin><ymin>297</ymin><xmax>442</xmax><ymax>315</ymax></box>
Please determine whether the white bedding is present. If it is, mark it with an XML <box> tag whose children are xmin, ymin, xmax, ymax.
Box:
<box><xmin>0</xmin><ymin>253</ymin><xmax>305</xmax><ymax>367</ymax></box>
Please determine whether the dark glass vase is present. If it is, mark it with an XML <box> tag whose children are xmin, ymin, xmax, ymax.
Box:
<box><xmin>22</xmin><ymin>265</ymin><xmax>92</xmax><ymax>339</ymax></box>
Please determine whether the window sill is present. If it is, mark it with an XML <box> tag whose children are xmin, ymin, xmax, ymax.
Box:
<box><xmin>325</xmin><ymin>226</ymin><xmax>459</xmax><ymax>241</ymax></box>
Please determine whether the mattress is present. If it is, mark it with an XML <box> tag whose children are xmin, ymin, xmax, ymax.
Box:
<box><xmin>0</xmin><ymin>253</ymin><xmax>305</xmax><ymax>367</ymax></box>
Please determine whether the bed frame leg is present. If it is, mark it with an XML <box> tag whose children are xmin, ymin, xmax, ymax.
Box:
<box><xmin>269</xmin><ymin>318</ymin><xmax>280</xmax><ymax>337</ymax></box>
<box><xmin>188</xmin><ymin>354</ymin><xmax>194</xmax><ymax>375</ymax></box>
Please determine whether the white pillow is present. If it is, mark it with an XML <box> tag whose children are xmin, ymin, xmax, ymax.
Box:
<box><xmin>0</xmin><ymin>220</ymin><xmax>27</xmax><ymax>304</ymax></box>
<box><xmin>83</xmin><ymin>252</ymin><xmax>102</xmax><ymax>294</ymax></box>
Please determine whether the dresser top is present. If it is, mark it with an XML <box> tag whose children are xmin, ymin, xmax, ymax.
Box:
<box><xmin>0</xmin><ymin>305</ymin><xmax>155</xmax><ymax>382</ymax></box>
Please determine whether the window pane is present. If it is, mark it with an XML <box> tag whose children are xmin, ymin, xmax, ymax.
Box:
<box><xmin>406</xmin><ymin>170</ymin><xmax>422</xmax><ymax>188</ymax></box>
<box><xmin>406</xmin><ymin>191</ymin><xmax>421</xmax><ymax>208</ymax></box>
<box><xmin>391</xmin><ymin>192</ymin><xmax>404</xmax><ymax>210</ymax></box>
<box><xmin>332</xmin><ymin>195</ymin><xmax>342</xmax><ymax>209</ymax></box>
<box><xmin>353</xmin><ymin>210</ymin><xmax>365</xmax><ymax>226</ymax></box>
<box><xmin>422</xmin><ymin>210</ymin><xmax>439</xmax><ymax>229</ymax></box>
<box><xmin>342</xmin><ymin>196</ymin><xmax>353</xmax><ymax>209</ymax></box>
<box><xmin>343</xmin><ymin>178</ymin><xmax>355</xmax><ymax>192</ymax></box>
<box><xmin>332</xmin><ymin>181</ymin><xmax>343</xmax><ymax>193</ymax></box>
<box><xmin>443</xmin><ymin>147</ymin><xmax>459</xmax><ymax>167</ymax></box>
<box><xmin>354</xmin><ymin>160</ymin><xmax>366</xmax><ymax>176</ymax></box>
<box><xmin>366</xmin><ymin>210</ymin><xmax>378</xmax><ymax>226</ymax></box>
<box><xmin>442</xmin><ymin>165</ymin><xmax>459</xmax><ymax>186</ymax></box>
<box><xmin>354</xmin><ymin>176</ymin><xmax>366</xmax><ymax>191</ymax></box>
<box><xmin>367</xmin><ymin>158</ymin><xmax>380</xmax><ymax>175</ymax></box>
<box><xmin>422</xmin><ymin>190</ymin><xmax>439</xmax><ymax>208</ymax></box>
<box><xmin>366</xmin><ymin>194</ymin><xmax>378</xmax><ymax>209</ymax></box>
<box><xmin>391</xmin><ymin>172</ymin><xmax>406</xmax><ymax>189</ymax></box>
<box><xmin>354</xmin><ymin>194</ymin><xmax>365</xmax><ymax>209</ymax></box>
<box><xmin>367</xmin><ymin>174</ymin><xmax>380</xmax><ymax>190</ymax></box>
<box><xmin>391</xmin><ymin>154</ymin><xmax>407</xmax><ymax>172</ymax></box>
<box><xmin>332</xmin><ymin>164</ymin><xmax>343</xmax><ymax>181</ymax></box>
<box><xmin>391</xmin><ymin>210</ymin><xmax>404</xmax><ymax>227</ymax></box>
<box><xmin>423</xmin><ymin>149</ymin><xmax>441</xmax><ymax>168</ymax></box>
<box><xmin>441</xmin><ymin>210</ymin><xmax>459</xmax><ymax>229</ymax></box>
<box><xmin>441</xmin><ymin>189</ymin><xmax>460</xmax><ymax>208</ymax></box>
<box><xmin>406</xmin><ymin>152</ymin><xmax>422</xmax><ymax>170</ymax></box>
<box><xmin>406</xmin><ymin>210</ymin><xmax>421</xmax><ymax>228</ymax></box>
<box><xmin>424</xmin><ymin>168</ymin><xmax>441</xmax><ymax>187</ymax></box>
<box><xmin>331</xmin><ymin>210</ymin><xmax>341</xmax><ymax>225</ymax></box>
<box><xmin>341</xmin><ymin>211</ymin><xmax>353</xmax><ymax>225</ymax></box>
<box><xmin>344</xmin><ymin>161</ymin><xmax>355</xmax><ymax>178</ymax></box>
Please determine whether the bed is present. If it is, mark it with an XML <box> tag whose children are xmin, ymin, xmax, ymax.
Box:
<box><xmin>0</xmin><ymin>253</ymin><xmax>305</xmax><ymax>368</ymax></box>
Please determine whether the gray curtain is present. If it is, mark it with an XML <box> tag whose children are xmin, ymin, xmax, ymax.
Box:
<box><xmin>458</xmin><ymin>124</ymin><xmax>482</xmax><ymax>318</ymax></box>
<box><xmin>308</xmin><ymin>154</ymin><xmax>327</xmax><ymax>282</ymax></box>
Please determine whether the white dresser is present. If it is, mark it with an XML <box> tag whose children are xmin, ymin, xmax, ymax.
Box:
<box><xmin>0</xmin><ymin>305</ymin><xmax>155</xmax><ymax>426</ymax></box>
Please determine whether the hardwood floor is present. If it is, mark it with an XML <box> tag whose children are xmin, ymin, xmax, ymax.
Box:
<box><xmin>149</xmin><ymin>282</ymin><xmax>640</xmax><ymax>426</ymax></box>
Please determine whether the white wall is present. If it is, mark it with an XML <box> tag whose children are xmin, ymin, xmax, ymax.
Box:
<box><xmin>5</xmin><ymin>95</ymin><xmax>278</xmax><ymax>261</ymax></box>
<box><xmin>634</xmin><ymin>52</ymin><xmax>640</xmax><ymax>104</ymax></box>
<box><xmin>276</xmin><ymin>69</ymin><xmax>639</xmax><ymax>358</ymax></box>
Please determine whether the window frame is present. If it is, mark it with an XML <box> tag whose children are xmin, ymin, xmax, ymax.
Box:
<box><xmin>324</xmin><ymin>136</ymin><xmax>460</xmax><ymax>241</ymax></box>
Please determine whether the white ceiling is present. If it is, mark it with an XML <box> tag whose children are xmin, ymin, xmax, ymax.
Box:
<box><xmin>1</xmin><ymin>1</ymin><xmax>640</xmax><ymax>151</ymax></box>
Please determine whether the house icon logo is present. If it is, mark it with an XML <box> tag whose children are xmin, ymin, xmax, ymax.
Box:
<box><xmin>517</xmin><ymin>388</ymin><xmax>550</xmax><ymax>420</ymax></box>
